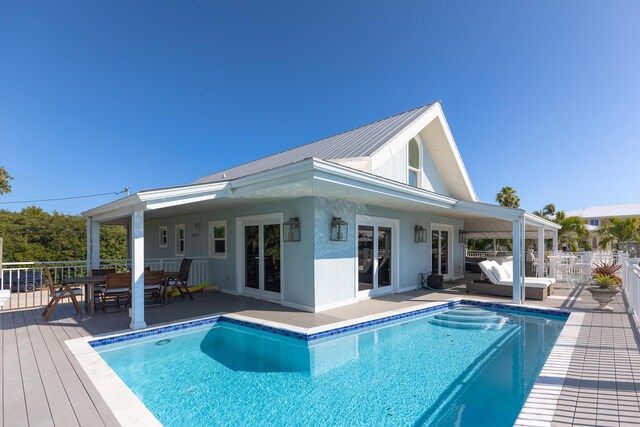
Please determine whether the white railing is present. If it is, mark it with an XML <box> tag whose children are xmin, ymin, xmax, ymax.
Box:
<box><xmin>465</xmin><ymin>250</ymin><xmax>513</xmax><ymax>258</ymax></box>
<box><xmin>0</xmin><ymin>257</ymin><xmax>212</xmax><ymax>310</ymax></box>
<box><xmin>621</xmin><ymin>258</ymin><xmax>640</xmax><ymax>322</ymax></box>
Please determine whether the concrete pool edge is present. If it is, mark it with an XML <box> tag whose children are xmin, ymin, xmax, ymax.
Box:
<box><xmin>515</xmin><ymin>311</ymin><xmax>585</xmax><ymax>427</ymax></box>
<box><xmin>66</xmin><ymin>298</ymin><xmax>571</xmax><ymax>427</ymax></box>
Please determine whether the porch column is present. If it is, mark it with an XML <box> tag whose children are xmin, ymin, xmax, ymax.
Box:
<box><xmin>90</xmin><ymin>220</ymin><xmax>100</xmax><ymax>270</ymax></box>
<box><xmin>86</xmin><ymin>218</ymin><xmax>92</xmax><ymax>275</ymax></box>
<box><xmin>130</xmin><ymin>209</ymin><xmax>146</xmax><ymax>329</ymax></box>
<box><xmin>537</xmin><ymin>227</ymin><xmax>545</xmax><ymax>277</ymax></box>
<box><xmin>512</xmin><ymin>218</ymin><xmax>524</xmax><ymax>304</ymax></box>
<box><xmin>552</xmin><ymin>230</ymin><xmax>558</xmax><ymax>253</ymax></box>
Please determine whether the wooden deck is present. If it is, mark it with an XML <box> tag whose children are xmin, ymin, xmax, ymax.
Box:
<box><xmin>0</xmin><ymin>282</ymin><xmax>639</xmax><ymax>426</ymax></box>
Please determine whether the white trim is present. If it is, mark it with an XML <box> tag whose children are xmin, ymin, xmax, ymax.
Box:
<box><xmin>158</xmin><ymin>225</ymin><xmax>168</xmax><ymax>248</ymax></box>
<box><xmin>431</xmin><ymin>223</ymin><xmax>454</xmax><ymax>280</ymax></box>
<box><xmin>208</xmin><ymin>220</ymin><xmax>227</xmax><ymax>259</ymax></box>
<box><xmin>174</xmin><ymin>224</ymin><xmax>185</xmax><ymax>256</ymax></box>
<box><xmin>355</xmin><ymin>215</ymin><xmax>400</xmax><ymax>298</ymax></box>
<box><xmin>235</xmin><ymin>213</ymin><xmax>284</xmax><ymax>304</ymax></box>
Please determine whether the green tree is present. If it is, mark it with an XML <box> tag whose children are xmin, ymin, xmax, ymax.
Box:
<box><xmin>496</xmin><ymin>186</ymin><xmax>520</xmax><ymax>208</ymax></box>
<box><xmin>0</xmin><ymin>207</ymin><xmax>127</xmax><ymax>262</ymax></box>
<box><xmin>0</xmin><ymin>166</ymin><xmax>13</xmax><ymax>194</ymax></box>
<box><xmin>554</xmin><ymin>211</ymin><xmax>590</xmax><ymax>251</ymax></box>
<box><xmin>595</xmin><ymin>217</ymin><xmax>640</xmax><ymax>249</ymax></box>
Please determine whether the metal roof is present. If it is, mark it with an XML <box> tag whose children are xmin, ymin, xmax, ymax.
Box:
<box><xmin>194</xmin><ymin>103</ymin><xmax>435</xmax><ymax>184</ymax></box>
<box><xmin>565</xmin><ymin>203</ymin><xmax>640</xmax><ymax>219</ymax></box>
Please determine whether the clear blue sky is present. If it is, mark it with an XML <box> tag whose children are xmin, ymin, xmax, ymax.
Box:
<box><xmin>1</xmin><ymin>1</ymin><xmax>638</xmax><ymax>215</ymax></box>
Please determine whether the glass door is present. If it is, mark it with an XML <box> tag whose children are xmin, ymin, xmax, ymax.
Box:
<box><xmin>241</xmin><ymin>219</ymin><xmax>282</xmax><ymax>300</ymax></box>
<box><xmin>431</xmin><ymin>225</ymin><xmax>452</xmax><ymax>280</ymax></box>
<box><xmin>357</xmin><ymin>219</ymin><xmax>396</xmax><ymax>296</ymax></box>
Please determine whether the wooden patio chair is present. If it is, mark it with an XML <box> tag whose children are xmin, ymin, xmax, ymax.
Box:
<box><xmin>101</xmin><ymin>272</ymin><xmax>131</xmax><ymax>313</ymax></box>
<box><xmin>42</xmin><ymin>265</ymin><xmax>83</xmax><ymax>321</ymax></box>
<box><xmin>144</xmin><ymin>270</ymin><xmax>164</xmax><ymax>306</ymax></box>
<box><xmin>164</xmin><ymin>258</ymin><xmax>193</xmax><ymax>304</ymax></box>
<box><xmin>91</xmin><ymin>268</ymin><xmax>116</xmax><ymax>302</ymax></box>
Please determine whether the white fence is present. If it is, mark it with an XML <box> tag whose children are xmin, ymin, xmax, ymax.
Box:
<box><xmin>0</xmin><ymin>257</ymin><xmax>212</xmax><ymax>310</ymax></box>
<box><xmin>622</xmin><ymin>258</ymin><xmax>640</xmax><ymax>322</ymax></box>
<box><xmin>465</xmin><ymin>250</ymin><xmax>513</xmax><ymax>258</ymax></box>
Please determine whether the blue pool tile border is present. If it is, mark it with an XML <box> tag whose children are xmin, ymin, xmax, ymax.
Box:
<box><xmin>88</xmin><ymin>299</ymin><xmax>569</xmax><ymax>348</ymax></box>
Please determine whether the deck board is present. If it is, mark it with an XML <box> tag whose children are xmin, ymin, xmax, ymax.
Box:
<box><xmin>0</xmin><ymin>282</ymin><xmax>638</xmax><ymax>426</ymax></box>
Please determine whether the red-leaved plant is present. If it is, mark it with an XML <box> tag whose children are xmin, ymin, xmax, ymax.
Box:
<box><xmin>592</xmin><ymin>262</ymin><xmax>622</xmax><ymax>285</ymax></box>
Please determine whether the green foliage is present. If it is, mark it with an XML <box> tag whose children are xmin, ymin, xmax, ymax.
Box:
<box><xmin>593</xmin><ymin>274</ymin><xmax>619</xmax><ymax>289</ymax></box>
<box><xmin>495</xmin><ymin>186</ymin><xmax>520</xmax><ymax>208</ymax></box>
<box><xmin>0</xmin><ymin>207</ymin><xmax>127</xmax><ymax>262</ymax></box>
<box><xmin>0</xmin><ymin>166</ymin><xmax>13</xmax><ymax>195</ymax></box>
<box><xmin>533</xmin><ymin>204</ymin><xmax>556</xmax><ymax>219</ymax></box>
<box><xmin>595</xmin><ymin>217</ymin><xmax>640</xmax><ymax>249</ymax></box>
<box><xmin>553</xmin><ymin>211</ymin><xmax>590</xmax><ymax>251</ymax></box>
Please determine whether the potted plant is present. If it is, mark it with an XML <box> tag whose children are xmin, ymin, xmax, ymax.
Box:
<box><xmin>587</xmin><ymin>261</ymin><xmax>622</xmax><ymax>311</ymax></box>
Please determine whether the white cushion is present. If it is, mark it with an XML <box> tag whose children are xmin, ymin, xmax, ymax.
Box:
<box><xmin>478</xmin><ymin>261</ymin><xmax>498</xmax><ymax>284</ymax></box>
<box><xmin>501</xmin><ymin>261</ymin><xmax>513</xmax><ymax>280</ymax></box>
<box><xmin>491</xmin><ymin>265</ymin><xmax>510</xmax><ymax>282</ymax></box>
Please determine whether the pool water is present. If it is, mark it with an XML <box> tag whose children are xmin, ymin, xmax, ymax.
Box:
<box><xmin>97</xmin><ymin>306</ymin><xmax>566</xmax><ymax>426</ymax></box>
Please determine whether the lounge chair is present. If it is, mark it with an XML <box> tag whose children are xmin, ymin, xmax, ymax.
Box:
<box><xmin>42</xmin><ymin>265</ymin><xmax>83</xmax><ymax>321</ymax></box>
<box><xmin>466</xmin><ymin>260</ymin><xmax>555</xmax><ymax>301</ymax></box>
<box><xmin>101</xmin><ymin>272</ymin><xmax>131</xmax><ymax>313</ymax></box>
<box><xmin>164</xmin><ymin>259</ymin><xmax>194</xmax><ymax>303</ymax></box>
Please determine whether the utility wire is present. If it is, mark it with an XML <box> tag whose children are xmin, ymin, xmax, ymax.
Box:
<box><xmin>0</xmin><ymin>188</ymin><xmax>129</xmax><ymax>205</ymax></box>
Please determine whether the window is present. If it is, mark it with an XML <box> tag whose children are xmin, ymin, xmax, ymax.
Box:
<box><xmin>159</xmin><ymin>226</ymin><xmax>168</xmax><ymax>248</ymax></box>
<box><xmin>408</xmin><ymin>138</ymin><xmax>420</xmax><ymax>187</ymax></box>
<box><xmin>589</xmin><ymin>219</ymin><xmax>600</xmax><ymax>226</ymax></box>
<box><xmin>175</xmin><ymin>224</ymin><xmax>185</xmax><ymax>256</ymax></box>
<box><xmin>208</xmin><ymin>220</ymin><xmax>227</xmax><ymax>258</ymax></box>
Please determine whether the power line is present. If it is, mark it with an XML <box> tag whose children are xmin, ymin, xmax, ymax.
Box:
<box><xmin>0</xmin><ymin>188</ymin><xmax>129</xmax><ymax>205</ymax></box>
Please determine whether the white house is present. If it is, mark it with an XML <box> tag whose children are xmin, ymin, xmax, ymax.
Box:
<box><xmin>565</xmin><ymin>203</ymin><xmax>640</xmax><ymax>249</ymax></box>
<box><xmin>83</xmin><ymin>102</ymin><xmax>560</xmax><ymax>329</ymax></box>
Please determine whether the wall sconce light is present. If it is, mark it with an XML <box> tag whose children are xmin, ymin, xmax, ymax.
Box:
<box><xmin>459</xmin><ymin>230</ymin><xmax>468</xmax><ymax>245</ymax></box>
<box><xmin>330</xmin><ymin>217</ymin><xmax>348</xmax><ymax>241</ymax></box>
<box><xmin>192</xmin><ymin>222</ymin><xmax>201</xmax><ymax>237</ymax></box>
<box><xmin>283</xmin><ymin>217</ymin><xmax>300</xmax><ymax>242</ymax></box>
<box><xmin>415</xmin><ymin>225</ymin><xmax>428</xmax><ymax>243</ymax></box>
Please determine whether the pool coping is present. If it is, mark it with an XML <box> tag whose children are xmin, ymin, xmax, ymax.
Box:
<box><xmin>515</xmin><ymin>311</ymin><xmax>585</xmax><ymax>427</ymax></box>
<box><xmin>65</xmin><ymin>297</ymin><xmax>571</xmax><ymax>427</ymax></box>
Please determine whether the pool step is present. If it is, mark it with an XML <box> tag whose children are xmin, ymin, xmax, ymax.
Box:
<box><xmin>430</xmin><ymin>308</ymin><xmax>510</xmax><ymax>330</ymax></box>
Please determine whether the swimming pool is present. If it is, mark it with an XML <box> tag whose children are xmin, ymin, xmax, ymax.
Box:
<box><xmin>94</xmin><ymin>303</ymin><xmax>566</xmax><ymax>426</ymax></box>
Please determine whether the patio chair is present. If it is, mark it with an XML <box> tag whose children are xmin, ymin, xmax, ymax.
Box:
<box><xmin>91</xmin><ymin>268</ymin><xmax>116</xmax><ymax>301</ymax></box>
<box><xmin>164</xmin><ymin>258</ymin><xmax>194</xmax><ymax>304</ymax></box>
<box><xmin>144</xmin><ymin>270</ymin><xmax>164</xmax><ymax>306</ymax></box>
<box><xmin>101</xmin><ymin>272</ymin><xmax>131</xmax><ymax>313</ymax></box>
<box><xmin>42</xmin><ymin>265</ymin><xmax>83</xmax><ymax>321</ymax></box>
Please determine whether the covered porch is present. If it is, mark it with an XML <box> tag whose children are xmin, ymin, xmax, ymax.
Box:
<box><xmin>82</xmin><ymin>157</ymin><xmax>560</xmax><ymax>330</ymax></box>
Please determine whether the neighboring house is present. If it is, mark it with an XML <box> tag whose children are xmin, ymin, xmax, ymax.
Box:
<box><xmin>565</xmin><ymin>203</ymin><xmax>640</xmax><ymax>249</ymax></box>
<box><xmin>83</xmin><ymin>102</ymin><xmax>560</xmax><ymax>329</ymax></box>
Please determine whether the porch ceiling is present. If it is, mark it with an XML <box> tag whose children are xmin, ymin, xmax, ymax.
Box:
<box><xmin>464</xmin><ymin>219</ymin><xmax>557</xmax><ymax>239</ymax></box>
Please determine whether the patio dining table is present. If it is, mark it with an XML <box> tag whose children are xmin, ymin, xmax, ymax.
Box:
<box><xmin>61</xmin><ymin>275</ymin><xmax>106</xmax><ymax>315</ymax></box>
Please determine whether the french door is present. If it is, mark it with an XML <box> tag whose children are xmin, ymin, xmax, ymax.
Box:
<box><xmin>356</xmin><ymin>216</ymin><xmax>398</xmax><ymax>297</ymax></box>
<box><xmin>237</xmin><ymin>214</ymin><xmax>282</xmax><ymax>301</ymax></box>
<box><xmin>431</xmin><ymin>224</ymin><xmax>453</xmax><ymax>280</ymax></box>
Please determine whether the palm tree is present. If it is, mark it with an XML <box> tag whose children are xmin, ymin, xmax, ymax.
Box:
<box><xmin>533</xmin><ymin>203</ymin><xmax>556</xmax><ymax>219</ymax></box>
<box><xmin>595</xmin><ymin>217</ymin><xmax>640</xmax><ymax>249</ymax></box>
<box><xmin>554</xmin><ymin>211</ymin><xmax>590</xmax><ymax>251</ymax></box>
<box><xmin>496</xmin><ymin>186</ymin><xmax>520</xmax><ymax>208</ymax></box>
